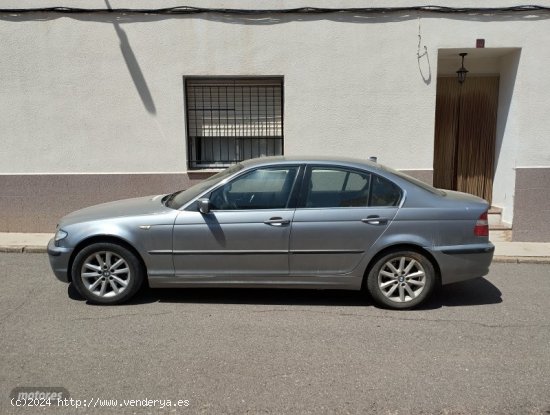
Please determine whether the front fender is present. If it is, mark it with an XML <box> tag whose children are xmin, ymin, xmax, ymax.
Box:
<box><xmin>59</xmin><ymin>212</ymin><xmax>177</xmax><ymax>279</ymax></box>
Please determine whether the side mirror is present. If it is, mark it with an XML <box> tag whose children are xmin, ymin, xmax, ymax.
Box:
<box><xmin>197</xmin><ymin>198</ymin><xmax>210</xmax><ymax>214</ymax></box>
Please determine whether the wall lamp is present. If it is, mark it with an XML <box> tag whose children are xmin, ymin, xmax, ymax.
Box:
<box><xmin>456</xmin><ymin>52</ymin><xmax>469</xmax><ymax>84</ymax></box>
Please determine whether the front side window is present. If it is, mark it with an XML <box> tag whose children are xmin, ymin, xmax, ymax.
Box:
<box><xmin>209</xmin><ymin>167</ymin><xmax>298</xmax><ymax>210</ymax></box>
<box><xmin>185</xmin><ymin>77</ymin><xmax>283</xmax><ymax>169</ymax></box>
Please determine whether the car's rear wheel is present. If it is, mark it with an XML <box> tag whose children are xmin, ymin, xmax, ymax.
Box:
<box><xmin>366</xmin><ymin>250</ymin><xmax>436</xmax><ymax>309</ymax></box>
<box><xmin>71</xmin><ymin>242</ymin><xmax>144</xmax><ymax>305</ymax></box>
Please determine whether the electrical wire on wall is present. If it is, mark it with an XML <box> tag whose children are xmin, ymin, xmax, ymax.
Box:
<box><xmin>0</xmin><ymin>5</ymin><xmax>549</xmax><ymax>16</ymax></box>
<box><xmin>416</xmin><ymin>15</ymin><xmax>431</xmax><ymax>85</ymax></box>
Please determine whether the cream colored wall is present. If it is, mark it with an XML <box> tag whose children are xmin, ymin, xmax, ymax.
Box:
<box><xmin>0</xmin><ymin>14</ymin><xmax>435</xmax><ymax>173</ymax></box>
<box><xmin>1</xmin><ymin>1</ymin><xmax>549</xmax><ymax>225</ymax></box>
<box><xmin>493</xmin><ymin>51</ymin><xmax>522</xmax><ymax>225</ymax></box>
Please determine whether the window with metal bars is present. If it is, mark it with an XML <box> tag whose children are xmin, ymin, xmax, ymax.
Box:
<box><xmin>185</xmin><ymin>77</ymin><xmax>284</xmax><ymax>169</ymax></box>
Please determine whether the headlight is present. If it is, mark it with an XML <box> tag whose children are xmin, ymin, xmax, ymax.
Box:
<box><xmin>54</xmin><ymin>229</ymin><xmax>68</xmax><ymax>245</ymax></box>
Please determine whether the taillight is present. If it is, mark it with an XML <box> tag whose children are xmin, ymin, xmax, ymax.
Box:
<box><xmin>474</xmin><ymin>211</ymin><xmax>489</xmax><ymax>237</ymax></box>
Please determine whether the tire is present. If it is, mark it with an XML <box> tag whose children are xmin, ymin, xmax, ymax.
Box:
<box><xmin>71</xmin><ymin>242</ymin><xmax>144</xmax><ymax>305</ymax></box>
<box><xmin>366</xmin><ymin>250</ymin><xmax>436</xmax><ymax>310</ymax></box>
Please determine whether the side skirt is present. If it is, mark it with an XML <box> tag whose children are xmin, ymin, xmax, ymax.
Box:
<box><xmin>148</xmin><ymin>275</ymin><xmax>362</xmax><ymax>290</ymax></box>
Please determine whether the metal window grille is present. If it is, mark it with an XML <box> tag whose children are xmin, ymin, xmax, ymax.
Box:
<box><xmin>185</xmin><ymin>77</ymin><xmax>284</xmax><ymax>169</ymax></box>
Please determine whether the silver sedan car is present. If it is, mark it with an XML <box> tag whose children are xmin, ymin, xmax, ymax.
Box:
<box><xmin>48</xmin><ymin>157</ymin><xmax>494</xmax><ymax>309</ymax></box>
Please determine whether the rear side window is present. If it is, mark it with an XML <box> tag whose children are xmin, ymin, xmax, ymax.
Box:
<box><xmin>304</xmin><ymin>167</ymin><xmax>371</xmax><ymax>207</ymax></box>
<box><xmin>370</xmin><ymin>175</ymin><xmax>401</xmax><ymax>207</ymax></box>
<box><xmin>302</xmin><ymin>167</ymin><xmax>401</xmax><ymax>208</ymax></box>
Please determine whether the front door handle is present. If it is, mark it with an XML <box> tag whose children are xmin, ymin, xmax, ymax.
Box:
<box><xmin>361</xmin><ymin>215</ymin><xmax>389</xmax><ymax>225</ymax></box>
<box><xmin>264</xmin><ymin>217</ymin><xmax>290</xmax><ymax>226</ymax></box>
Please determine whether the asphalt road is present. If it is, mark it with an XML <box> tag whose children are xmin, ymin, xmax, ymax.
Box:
<box><xmin>1</xmin><ymin>253</ymin><xmax>549</xmax><ymax>415</ymax></box>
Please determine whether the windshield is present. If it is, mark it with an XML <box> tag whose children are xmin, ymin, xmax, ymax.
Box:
<box><xmin>165</xmin><ymin>164</ymin><xmax>244</xmax><ymax>209</ymax></box>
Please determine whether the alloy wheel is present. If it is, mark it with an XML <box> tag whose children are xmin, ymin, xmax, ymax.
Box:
<box><xmin>80</xmin><ymin>251</ymin><xmax>131</xmax><ymax>298</ymax></box>
<box><xmin>377</xmin><ymin>256</ymin><xmax>426</xmax><ymax>303</ymax></box>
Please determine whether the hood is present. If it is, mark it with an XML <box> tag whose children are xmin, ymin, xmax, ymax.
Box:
<box><xmin>59</xmin><ymin>195</ymin><xmax>172</xmax><ymax>226</ymax></box>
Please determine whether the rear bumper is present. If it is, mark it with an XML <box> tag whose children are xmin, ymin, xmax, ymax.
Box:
<box><xmin>47</xmin><ymin>238</ymin><xmax>73</xmax><ymax>283</ymax></box>
<box><xmin>428</xmin><ymin>242</ymin><xmax>495</xmax><ymax>285</ymax></box>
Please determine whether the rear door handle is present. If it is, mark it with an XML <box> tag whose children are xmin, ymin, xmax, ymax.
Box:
<box><xmin>361</xmin><ymin>216</ymin><xmax>388</xmax><ymax>225</ymax></box>
<box><xmin>264</xmin><ymin>217</ymin><xmax>290</xmax><ymax>226</ymax></box>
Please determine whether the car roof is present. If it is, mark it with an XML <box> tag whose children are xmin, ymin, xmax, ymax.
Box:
<box><xmin>240</xmin><ymin>155</ymin><xmax>381</xmax><ymax>171</ymax></box>
<box><xmin>238</xmin><ymin>156</ymin><xmax>446</xmax><ymax>203</ymax></box>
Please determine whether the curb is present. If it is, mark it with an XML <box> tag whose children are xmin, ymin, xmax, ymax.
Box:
<box><xmin>0</xmin><ymin>246</ymin><xmax>24</xmax><ymax>253</ymax></box>
<box><xmin>24</xmin><ymin>245</ymin><xmax>49</xmax><ymax>253</ymax></box>
<box><xmin>0</xmin><ymin>246</ymin><xmax>47</xmax><ymax>253</ymax></box>
<box><xmin>1</xmin><ymin>246</ymin><xmax>549</xmax><ymax>264</ymax></box>
<box><xmin>492</xmin><ymin>256</ymin><xmax>550</xmax><ymax>264</ymax></box>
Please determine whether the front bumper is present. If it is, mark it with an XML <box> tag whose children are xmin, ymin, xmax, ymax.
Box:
<box><xmin>47</xmin><ymin>238</ymin><xmax>73</xmax><ymax>283</ymax></box>
<box><xmin>428</xmin><ymin>242</ymin><xmax>495</xmax><ymax>285</ymax></box>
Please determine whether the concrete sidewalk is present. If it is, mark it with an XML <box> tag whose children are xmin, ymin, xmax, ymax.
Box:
<box><xmin>0</xmin><ymin>232</ymin><xmax>549</xmax><ymax>263</ymax></box>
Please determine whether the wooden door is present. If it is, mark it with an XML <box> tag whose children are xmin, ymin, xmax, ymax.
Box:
<box><xmin>433</xmin><ymin>76</ymin><xmax>499</xmax><ymax>203</ymax></box>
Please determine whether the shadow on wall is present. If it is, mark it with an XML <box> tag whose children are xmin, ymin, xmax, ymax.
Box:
<box><xmin>105</xmin><ymin>0</ymin><xmax>156</xmax><ymax>115</ymax></box>
<box><xmin>417</xmin><ymin>17</ymin><xmax>431</xmax><ymax>85</ymax></box>
<box><xmin>494</xmin><ymin>49</ymin><xmax>521</xmax><ymax>175</ymax></box>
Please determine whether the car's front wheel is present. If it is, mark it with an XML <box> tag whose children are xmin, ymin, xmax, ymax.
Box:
<box><xmin>366</xmin><ymin>250</ymin><xmax>436</xmax><ymax>309</ymax></box>
<box><xmin>71</xmin><ymin>242</ymin><xmax>144</xmax><ymax>305</ymax></box>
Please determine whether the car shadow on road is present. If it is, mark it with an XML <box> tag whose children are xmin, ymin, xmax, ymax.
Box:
<box><xmin>68</xmin><ymin>277</ymin><xmax>502</xmax><ymax>309</ymax></box>
<box><xmin>418</xmin><ymin>277</ymin><xmax>503</xmax><ymax>310</ymax></box>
